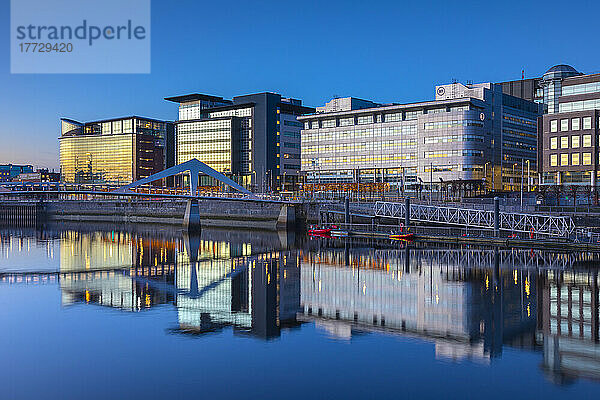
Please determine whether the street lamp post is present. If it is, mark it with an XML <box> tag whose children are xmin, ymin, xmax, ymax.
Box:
<box><xmin>520</xmin><ymin>159</ymin><xmax>524</xmax><ymax>209</ymax></box>
<box><xmin>429</xmin><ymin>162</ymin><xmax>433</xmax><ymax>204</ymax></box>
<box><xmin>526</xmin><ymin>159</ymin><xmax>531</xmax><ymax>192</ymax></box>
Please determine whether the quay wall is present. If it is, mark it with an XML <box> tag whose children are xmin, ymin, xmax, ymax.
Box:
<box><xmin>0</xmin><ymin>199</ymin><xmax>303</xmax><ymax>230</ymax></box>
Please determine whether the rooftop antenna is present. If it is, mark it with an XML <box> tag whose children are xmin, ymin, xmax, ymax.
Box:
<box><xmin>521</xmin><ymin>69</ymin><xmax>525</xmax><ymax>80</ymax></box>
<box><xmin>466</xmin><ymin>79</ymin><xmax>473</xmax><ymax>86</ymax></box>
<box><xmin>452</xmin><ymin>78</ymin><xmax>458</xmax><ymax>84</ymax></box>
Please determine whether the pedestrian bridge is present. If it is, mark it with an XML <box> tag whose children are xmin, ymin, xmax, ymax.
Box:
<box><xmin>374</xmin><ymin>201</ymin><xmax>576</xmax><ymax>237</ymax></box>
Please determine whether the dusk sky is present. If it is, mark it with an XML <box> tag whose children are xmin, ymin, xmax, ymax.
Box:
<box><xmin>1</xmin><ymin>0</ymin><xmax>599</xmax><ymax>170</ymax></box>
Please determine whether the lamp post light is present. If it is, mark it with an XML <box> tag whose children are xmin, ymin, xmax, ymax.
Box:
<box><xmin>513</xmin><ymin>163</ymin><xmax>518</xmax><ymax>192</ymax></box>
<box><xmin>520</xmin><ymin>159</ymin><xmax>524</xmax><ymax>209</ymax></box>
<box><xmin>526</xmin><ymin>159</ymin><xmax>531</xmax><ymax>192</ymax></box>
<box><xmin>484</xmin><ymin>162</ymin><xmax>490</xmax><ymax>193</ymax></box>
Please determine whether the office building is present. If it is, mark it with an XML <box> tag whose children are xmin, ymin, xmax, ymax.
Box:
<box><xmin>0</xmin><ymin>164</ymin><xmax>33</xmax><ymax>182</ymax></box>
<box><xmin>539</xmin><ymin>72</ymin><xmax>600</xmax><ymax>189</ymax></box>
<box><xmin>500</xmin><ymin>64</ymin><xmax>582</xmax><ymax>114</ymax></box>
<box><xmin>59</xmin><ymin>116</ymin><xmax>174</xmax><ymax>185</ymax></box>
<box><xmin>299</xmin><ymin>82</ymin><xmax>542</xmax><ymax>193</ymax></box>
<box><xmin>165</xmin><ymin>92</ymin><xmax>313</xmax><ymax>192</ymax></box>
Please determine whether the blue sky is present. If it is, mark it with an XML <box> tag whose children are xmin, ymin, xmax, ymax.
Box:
<box><xmin>1</xmin><ymin>0</ymin><xmax>599</xmax><ymax>170</ymax></box>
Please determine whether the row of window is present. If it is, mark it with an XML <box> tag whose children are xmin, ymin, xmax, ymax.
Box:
<box><xmin>561</xmin><ymin>81</ymin><xmax>600</xmax><ymax>96</ymax></box>
<box><xmin>550</xmin><ymin>117</ymin><xmax>593</xmax><ymax>132</ymax></box>
<box><xmin>303</xmin><ymin>139</ymin><xmax>417</xmax><ymax>154</ymax></box>
<box><xmin>423</xmin><ymin>120</ymin><xmax>483</xmax><ymax>130</ymax></box>
<box><xmin>424</xmin><ymin>149</ymin><xmax>483</xmax><ymax>159</ymax></box>
<box><xmin>305</xmin><ymin>106</ymin><xmax>473</xmax><ymax>129</ymax></box>
<box><xmin>302</xmin><ymin>153</ymin><xmax>418</xmax><ymax>166</ymax></box>
<box><xmin>559</xmin><ymin>99</ymin><xmax>600</xmax><ymax>113</ymax></box>
<box><xmin>550</xmin><ymin>135</ymin><xmax>592</xmax><ymax>149</ymax></box>
<box><xmin>503</xmin><ymin>114</ymin><xmax>536</xmax><ymax>127</ymax></box>
<box><xmin>302</xmin><ymin>125</ymin><xmax>418</xmax><ymax>143</ymax></box>
<box><xmin>549</xmin><ymin>152</ymin><xmax>593</xmax><ymax>167</ymax></box>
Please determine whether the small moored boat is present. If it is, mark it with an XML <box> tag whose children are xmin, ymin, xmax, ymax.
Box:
<box><xmin>389</xmin><ymin>233</ymin><xmax>415</xmax><ymax>241</ymax></box>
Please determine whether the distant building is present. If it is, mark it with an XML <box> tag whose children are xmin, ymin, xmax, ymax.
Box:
<box><xmin>12</xmin><ymin>169</ymin><xmax>60</xmax><ymax>183</ymax></box>
<box><xmin>0</xmin><ymin>164</ymin><xmax>33</xmax><ymax>182</ymax></box>
<box><xmin>59</xmin><ymin>116</ymin><xmax>174</xmax><ymax>185</ymax></box>
<box><xmin>299</xmin><ymin>82</ymin><xmax>542</xmax><ymax>193</ymax></box>
<box><xmin>165</xmin><ymin>93</ymin><xmax>313</xmax><ymax>192</ymax></box>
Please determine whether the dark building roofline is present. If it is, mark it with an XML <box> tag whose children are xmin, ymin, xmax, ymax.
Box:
<box><xmin>278</xmin><ymin>102</ymin><xmax>315</xmax><ymax>115</ymax></box>
<box><xmin>164</xmin><ymin>94</ymin><xmax>232</xmax><ymax>104</ymax></box>
<box><xmin>198</xmin><ymin>102</ymin><xmax>256</xmax><ymax>113</ymax></box>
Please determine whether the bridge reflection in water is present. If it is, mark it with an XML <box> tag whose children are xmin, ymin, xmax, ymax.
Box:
<box><xmin>0</xmin><ymin>226</ymin><xmax>599</xmax><ymax>384</ymax></box>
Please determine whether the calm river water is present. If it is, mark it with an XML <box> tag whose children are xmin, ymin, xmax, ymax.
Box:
<box><xmin>1</xmin><ymin>223</ymin><xmax>599</xmax><ymax>399</ymax></box>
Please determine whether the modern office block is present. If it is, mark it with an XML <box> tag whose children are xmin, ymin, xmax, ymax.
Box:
<box><xmin>299</xmin><ymin>82</ymin><xmax>542</xmax><ymax>193</ymax></box>
<box><xmin>165</xmin><ymin>92</ymin><xmax>313</xmax><ymax>192</ymax></box>
<box><xmin>540</xmin><ymin>73</ymin><xmax>600</xmax><ymax>188</ymax></box>
<box><xmin>59</xmin><ymin>116</ymin><xmax>173</xmax><ymax>185</ymax></box>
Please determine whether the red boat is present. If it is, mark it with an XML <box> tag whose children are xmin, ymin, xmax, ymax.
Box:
<box><xmin>389</xmin><ymin>233</ymin><xmax>415</xmax><ymax>241</ymax></box>
<box><xmin>309</xmin><ymin>228</ymin><xmax>333</xmax><ymax>235</ymax></box>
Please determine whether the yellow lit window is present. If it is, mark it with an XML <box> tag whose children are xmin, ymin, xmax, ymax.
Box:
<box><xmin>583</xmin><ymin>152</ymin><xmax>592</xmax><ymax>165</ymax></box>
<box><xmin>583</xmin><ymin>134</ymin><xmax>592</xmax><ymax>147</ymax></box>
<box><xmin>561</xmin><ymin>136</ymin><xmax>569</xmax><ymax>149</ymax></box>
<box><xmin>571</xmin><ymin>153</ymin><xmax>580</xmax><ymax>166</ymax></box>
<box><xmin>560</xmin><ymin>153</ymin><xmax>569</xmax><ymax>166</ymax></box>
<box><xmin>550</xmin><ymin>154</ymin><xmax>558</xmax><ymax>166</ymax></box>
<box><xmin>550</xmin><ymin>137</ymin><xmax>558</xmax><ymax>149</ymax></box>
<box><xmin>572</xmin><ymin>135</ymin><xmax>580</xmax><ymax>148</ymax></box>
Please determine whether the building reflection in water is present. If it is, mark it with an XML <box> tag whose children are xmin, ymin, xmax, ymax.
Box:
<box><xmin>55</xmin><ymin>228</ymin><xmax>301</xmax><ymax>339</ymax></box>
<box><xmin>300</xmin><ymin>246</ymin><xmax>538</xmax><ymax>363</ymax></box>
<box><xmin>539</xmin><ymin>270</ymin><xmax>600</xmax><ymax>384</ymax></box>
<box><xmin>2</xmin><ymin>225</ymin><xmax>600</xmax><ymax>384</ymax></box>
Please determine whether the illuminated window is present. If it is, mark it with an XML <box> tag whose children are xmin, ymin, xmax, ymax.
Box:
<box><xmin>572</xmin><ymin>153</ymin><xmax>580</xmax><ymax>166</ymax></box>
<box><xmin>583</xmin><ymin>134</ymin><xmax>592</xmax><ymax>147</ymax></box>
<box><xmin>560</xmin><ymin>153</ymin><xmax>569</xmax><ymax>166</ymax></box>
<box><xmin>550</xmin><ymin>154</ymin><xmax>558</xmax><ymax>166</ymax></box>
<box><xmin>583</xmin><ymin>152</ymin><xmax>592</xmax><ymax>165</ymax></box>
<box><xmin>550</xmin><ymin>137</ymin><xmax>558</xmax><ymax>149</ymax></box>
<box><xmin>583</xmin><ymin>116</ymin><xmax>592</xmax><ymax>130</ymax></box>
<box><xmin>572</xmin><ymin>135</ymin><xmax>580</xmax><ymax>148</ymax></box>
<box><xmin>561</xmin><ymin>136</ymin><xmax>569</xmax><ymax>149</ymax></box>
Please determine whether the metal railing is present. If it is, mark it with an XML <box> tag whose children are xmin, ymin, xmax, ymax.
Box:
<box><xmin>374</xmin><ymin>201</ymin><xmax>576</xmax><ymax>237</ymax></box>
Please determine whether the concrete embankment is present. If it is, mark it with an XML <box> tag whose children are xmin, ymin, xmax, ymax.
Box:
<box><xmin>0</xmin><ymin>199</ymin><xmax>302</xmax><ymax>231</ymax></box>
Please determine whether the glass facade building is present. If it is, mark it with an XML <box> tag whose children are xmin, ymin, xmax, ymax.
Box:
<box><xmin>59</xmin><ymin>117</ymin><xmax>173</xmax><ymax>185</ymax></box>
<box><xmin>166</xmin><ymin>93</ymin><xmax>313</xmax><ymax>192</ymax></box>
<box><xmin>300</xmin><ymin>82</ymin><xmax>541</xmax><ymax>193</ymax></box>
